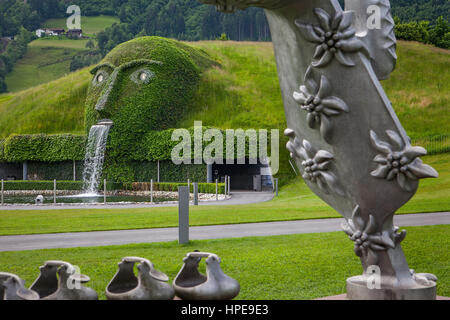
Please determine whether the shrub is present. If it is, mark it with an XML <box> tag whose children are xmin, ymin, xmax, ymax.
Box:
<box><xmin>2</xmin><ymin>134</ymin><xmax>86</xmax><ymax>163</ymax></box>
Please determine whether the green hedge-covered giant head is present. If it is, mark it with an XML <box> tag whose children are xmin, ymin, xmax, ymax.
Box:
<box><xmin>85</xmin><ymin>36</ymin><xmax>215</xmax><ymax>132</ymax></box>
<box><xmin>84</xmin><ymin>36</ymin><xmax>216</xmax><ymax>182</ymax></box>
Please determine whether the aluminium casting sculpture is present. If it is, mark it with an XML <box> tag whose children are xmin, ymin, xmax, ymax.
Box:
<box><xmin>199</xmin><ymin>0</ymin><xmax>439</xmax><ymax>300</ymax></box>
<box><xmin>29</xmin><ymin>261</ymin><xmax>98</xmax><ymax>300</ymax></box>
<box><xmin>0</xmin><ymin>272</ymin><xmax>39</xmax><ymax>300</ymax></box>
<box><xmin>105</xmin><ymin>257</ymin><xmax>175</xmax><ymax>300</ymax></box>
<box><xmin>173</xmin><ymin>252</ymin><xmax>240</xmax><ymax>300</ymax></box>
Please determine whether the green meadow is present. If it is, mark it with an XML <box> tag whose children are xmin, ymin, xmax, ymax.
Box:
<box><xmin>3</xmin><ymin>16</ymin><xmax>119</xmax><ymax>93</ymax></box>
<box><xmin>4</xmin><ymin>45</ymin><xmax>86</xmax><ymax>92</ymax></box>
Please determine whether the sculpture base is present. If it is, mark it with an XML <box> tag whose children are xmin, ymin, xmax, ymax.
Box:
<box><xmin>346</xmin><ymin>276</ymin><xmax>437</xmax><ymax>300</ymax></box>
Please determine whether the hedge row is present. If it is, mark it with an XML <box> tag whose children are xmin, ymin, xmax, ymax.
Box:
<box><xmin>0</xmin><ymin>134</ymin><xmax>86</xmax><ymax>163</ymax></box>
<box><xmin>1</xmin><ymin>180</ymin><xmax>225</xmax><ymax>194</ymax></box>
<box><xmin>0</xmin><ymin>128</ymin><xmax>272</xmax><ymax>163</ymax></box>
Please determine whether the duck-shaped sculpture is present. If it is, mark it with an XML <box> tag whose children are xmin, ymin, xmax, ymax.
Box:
<box><xmin>173</xmin><ymin>252</ymin><xmax>240</xmax><ymax>300</ymax></box>
<box><xmin>29</xmin><ymin>261</ymin><xmax>98</xmax><ymax>300</ymax></box>
<box><xmin>105</xmin><ymin>257</ymin><xmax>175</xmax><ymax>300</ymax></box>
<box><xmin>0</xmin><ymin>272</ymin><xmax>39</xmax><ymax>300</ymax></box>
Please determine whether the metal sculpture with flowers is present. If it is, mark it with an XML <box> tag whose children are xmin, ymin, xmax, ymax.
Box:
<box><xmin>200</xmin><ymin>0</ymin><xmax>441</xmax><ymax>300</ymax></box>
<box><xmin>293</xmin><ymin>74</ymin><xmax>349</xmax><ymax>142</ymax></box>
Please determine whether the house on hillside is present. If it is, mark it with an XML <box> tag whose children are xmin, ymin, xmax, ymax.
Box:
<box><xmin>67</xmin><ymin>29</ymin><xmax>83</xmax><ymax>39</ymax></box>
<box><xmin>35</xmin><ymin>28</ymin><xmax>65</xmax><ymax>38</ymax></box>
<box><xmin>47</xmin><ymin>28</ymin><xmax>65</xmax><ymax>36</ymax></box>
<box><xmin>35</xmin><ymin>29</ymin><xmax>46</xmax><ymax>38</ymax></box>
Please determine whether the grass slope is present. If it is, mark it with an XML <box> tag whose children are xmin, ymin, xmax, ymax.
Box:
<box><xmin>0</xmin><ymin>225</ymin><xmax>447</xmax><ymax>299</ymax></box>
<box><xmin>0</xmin><ymin>69</ymin><xmax>91</xmax><ymax>136</ymax></box>
<box><xmin>5</xmin><ymin>46</ymin><xmax>86</xmax><ymax>92</ymax></box>
<box><xmin>1</xmin><ymin>41</ymin><xmax>448</xmax><ymax>137</ymax></box>
<box><xmin>0</xmin><ymin>153</ymin><xmax>447</xmax><ymax>236</ymax></box>
<box><xmin>4</xmin><ymin>16</ymin><xmax>119</xmax><ymax>93</ymax></box>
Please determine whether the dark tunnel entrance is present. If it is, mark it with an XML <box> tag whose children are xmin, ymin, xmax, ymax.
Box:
<box><xmin>212</xmin><ymin>160</ymin><xmax>273</xmax><ymax>191</ymax></box>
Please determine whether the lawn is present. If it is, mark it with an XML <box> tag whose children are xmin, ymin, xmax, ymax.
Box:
<box><xmin>0</xmin><ymin>154</ymin><xmax>448</xmax><ymax>236</ymax></box>
<box><xmin>0</xmin><ymin>225</ymin><xmax>447</xmax><ymax>300</ymax></box>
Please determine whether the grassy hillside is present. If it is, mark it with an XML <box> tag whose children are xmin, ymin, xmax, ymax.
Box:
<box><xmin>0</xmin><ymin>40</ymin><xmax>448</xmax><ymax>179</ymax></box>
<box><xmin>1</xmin><ymin>40</ymin><xmax>447</xmax><ymax>135</ymax></box>
<box><xmin>383</xmin><ymin>42</ymin><xmax>450</xmax><ymax>138</ymax></box>
<box><xmin>0</xmin><ymin>69</ymin><xmax>91</xmax><ymax>135</ymax></box>
<box><xmin>4</xmin><ymin>16</ymin><xmax>119</xmax><ymax>93</ymax></box>
<box><xmin>4</xmin><ymin>45</ymin><xmax>86</xmax><ymax>92</ymax></box>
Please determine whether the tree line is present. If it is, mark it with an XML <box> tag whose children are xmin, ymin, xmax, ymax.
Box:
<box><xmin>0</xmin><ymin>0</ymin><xmax>448</xmax><ymax>93</ymax></box>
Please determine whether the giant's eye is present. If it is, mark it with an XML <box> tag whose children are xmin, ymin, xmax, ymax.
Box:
<box><xmin>93</xmin><ymin>70</ymin><xmax>109</xmax><ymax>86</ymax></box>
<box><xmin>131</xmin><ymin>69</ymin><xmax>155</xmax><ymax>84</ymax></box>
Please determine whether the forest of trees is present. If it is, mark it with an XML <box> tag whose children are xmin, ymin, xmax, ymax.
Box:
<box><xmin>0</xmin><ymin>0</ymin><xmax>448</xmax><ymax>92</ymax></box>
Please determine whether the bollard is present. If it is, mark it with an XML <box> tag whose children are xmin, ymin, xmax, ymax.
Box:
<box><xmin>150</xmin><ymin>179</ymin><xmax>153</xmax><ymax>203</ymax></box>
<box><xmin>224</xmin><ymin>176</ymin><xmax>227</xmax><ymax>197</ymax></box>
<box><xmin>104</xmin><ymin>179</ymin><xmax>107</xmax><ymax>205</ymax></box>
<box><xmin>178</xmin><ymin>186</ymin><xmax>190</xmax><ymax>244</ymax></box>
<box><xmin>193</xmin><ymin>183</ymin><xmax>199</xmax><ymax>206</ymax></box>
<box><xmin>53</xmin><ymin>179</ymin><xmax>56</xmax><ymax>204</ymax></box>
<box><xmin>216</xmin><ymin>179</ymin><xmax>218</xmax><ymax>201</ymax></box>
<box><xmin>1</xmin><ymin>179</ymin><xmax>4</xmax><ymax>206</ymax></box>
<box><xmin>157</xmin><ymin>160</ymin><xmax>160</xmax><ymax>183</ymax></box>
<box><xmin>275</xmin><ymin>178</ymin><xmax>279</xmax><ymax>197</ymax></box>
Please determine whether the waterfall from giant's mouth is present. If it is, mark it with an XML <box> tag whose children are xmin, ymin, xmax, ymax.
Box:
<box><xmin>82</xmin><ymin>121</ymin><xmax>112</xmax><ymax>195</ymax></box>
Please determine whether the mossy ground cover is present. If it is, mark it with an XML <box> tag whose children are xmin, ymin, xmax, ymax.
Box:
<box><xmin>0</xmin><ymin>153</ymin><xmax>447</xmax><ymax>236</ymax></box>
<box><xmin>0</xmin><ymin>225</ymin><xmax>447</xmax><ymax>300</ymax></box>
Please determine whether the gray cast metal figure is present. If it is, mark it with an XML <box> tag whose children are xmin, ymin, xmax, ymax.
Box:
<box><xmin>29</xmin><ymin>260</ymin><xmax>98</xmax><ymax>300</ymax></box>
<box><xmin>173</xmin><ymin>252</ymin><xmax>240</xmax><ymax>300</ymax></box>
<box><xmin>0</xmin><ymin>273</ymin><xmax>39</xmax><ymax>300</ymax></box>
<box><xmin>199</xmin><ymin>0</ymin><xmax>439</xmax><ymax>300</ymax></box>
<box><xmin>105</xmin><ymin>257</ymin><xmax>175</xmax><ymax>300</ymax></box>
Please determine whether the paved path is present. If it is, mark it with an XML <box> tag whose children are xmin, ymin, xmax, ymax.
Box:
<box><xmin>0</xmin><ymin>191</ymin><xmax>275</xmax><ymax>211</ymax></box>
<box><xmin>0</xmin><ymin>212</ymin><xmax>448</xmax><ymax>252</ymax></box>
